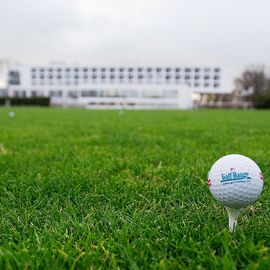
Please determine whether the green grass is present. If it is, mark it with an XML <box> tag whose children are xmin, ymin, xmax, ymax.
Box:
<box><xmin>0</xmin><ymin>108</ymin><xmax>269</xmax><ymax>269</ymax></box>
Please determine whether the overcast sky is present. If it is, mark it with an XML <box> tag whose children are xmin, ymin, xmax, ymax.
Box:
<box><xmin>1</xmin><ymin>0</ymin><xmax>270</xmax><ymax>91</ymax></box>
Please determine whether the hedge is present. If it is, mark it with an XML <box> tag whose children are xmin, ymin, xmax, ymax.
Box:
<box><xmin>0</xmin><ymin>97</ymin><xmax>50</xmax><ymax>107</ymax></box>
<box><xmin>253</xmin><ymin>94</ymin><xmax>270</xmax><ymax>109</ymax></box>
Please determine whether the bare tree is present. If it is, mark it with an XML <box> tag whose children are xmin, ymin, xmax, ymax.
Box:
<box><xmin>234</xmin><ymin>65</ymin><xmax>270</xmax><ymax>108</ymax></box>
<box><xmin>234</xmin><ymin>65</ymin><xmax>270</xmax><ymax>96</ymax></box>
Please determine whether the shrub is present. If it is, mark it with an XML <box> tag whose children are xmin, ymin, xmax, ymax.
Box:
<box><xmin>0</xmin><ymin>98</ymin><xmax>6</xmax><ymax>105</ymax></box>
<box><xmin>253</xmin><ymin>93</ymin><xmax>270</xmax><ymax>108</ymax></box>
<box><xmin>0</xmin><ymin>97</ymin><xmax>50</xmax><ymax>106</ymax></box>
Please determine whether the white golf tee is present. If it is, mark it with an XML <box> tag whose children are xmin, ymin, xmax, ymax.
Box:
<box><xmin>226</xmin><ymin>207</ymin><xmax>242</xmax><ymax>232</ymax></box>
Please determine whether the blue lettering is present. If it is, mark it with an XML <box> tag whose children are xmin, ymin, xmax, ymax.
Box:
<box><xmin>220</xmin><ymin>171</ymin><xmax>251</xmax><ymax>182</ymax></box>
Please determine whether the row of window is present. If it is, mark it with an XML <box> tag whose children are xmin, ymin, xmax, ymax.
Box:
<box><xmin>13</xmin><ymin>89</ymin><xmax>180</xmax><ymax>99</ymax></box>
<box><xmin>30</xmin><ymin>80</ymin><xmax>220</xmax><ymax>88</ymax></box>
<box><xmin>31</xmin><ymin>67</ymin><xmax>221</xmax><ymax>74</ymax></box>
<box><xmin>32</xmin><ymin>74</ymin><xmax>220</xmax><ymax>80</ymax></box>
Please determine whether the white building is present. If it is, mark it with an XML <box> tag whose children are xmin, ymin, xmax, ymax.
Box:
<box><xmin>0</xmin><ymin>61</ymin><xmax>9</xmax><ymax>97</ymax></box>
<box><xmin>0</xmin><ymin>61</ymin><xmax>222</xmax><ymax>109</ymax></box>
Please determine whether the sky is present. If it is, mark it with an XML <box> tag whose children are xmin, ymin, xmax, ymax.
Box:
<box><xmin>0</xmin><ymin>0</ymin><xmax>270</xmax><ymax>91</ymax></box>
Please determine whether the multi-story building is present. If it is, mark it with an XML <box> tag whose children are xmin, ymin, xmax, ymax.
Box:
<box><xmin>0</xmin><ymin>61</ymin><xmax>222</xmax><ymax>109</ymax></box>
<box><xmin>0</xmin><ymin>61</ymin><xmax>8</xmax><ymax>97</ymax></box>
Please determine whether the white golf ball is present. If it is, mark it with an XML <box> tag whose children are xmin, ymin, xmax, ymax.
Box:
<box><xmin>208</xmin><ymin>154</ymin><xmax>264</xmax><ymax>209</ymax></box>
<box><xmin>8</xmin><ymin>112</ymin><xmax>15</xmax><ymax>118</ymax></box>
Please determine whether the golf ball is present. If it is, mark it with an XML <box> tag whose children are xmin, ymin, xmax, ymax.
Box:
<box><xmin>8</xmin><ymin>112</ymin><xmax>15</xmax><ymax>117</ymax></box>
<box><xmin>208</xmin><ymin>154</ymin><xmax>264</xmax><ymax>209</ymax></box>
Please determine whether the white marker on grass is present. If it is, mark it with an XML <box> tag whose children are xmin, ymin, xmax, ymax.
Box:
<box><xmin>208</xmin><ymin>154</ymin><xmax>264</xmax><ymax>232</ymax></box>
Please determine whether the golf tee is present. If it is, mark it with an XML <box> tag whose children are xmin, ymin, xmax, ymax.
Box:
<box><xmin>226</xmin><ymin>207</ymin><xmax>242</xmax><ymax>232</ymax></box>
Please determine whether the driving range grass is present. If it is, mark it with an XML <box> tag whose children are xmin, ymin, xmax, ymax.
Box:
<box><xmin>0</xmin><ymin>108</ymin><xmax>269</xmax><ymax>269</ymax></box>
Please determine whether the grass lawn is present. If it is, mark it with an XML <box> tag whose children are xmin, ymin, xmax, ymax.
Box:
<box><xmin>0</xmin><ymin>108</ymin><xmax>269</xmax><ymax>269</ymax></box>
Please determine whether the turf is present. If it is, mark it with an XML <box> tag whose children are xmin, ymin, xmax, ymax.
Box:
<box><xmin>0</xmin><ymin>108</ymin><xmax>269</xmax><ymax>269</ymax></box>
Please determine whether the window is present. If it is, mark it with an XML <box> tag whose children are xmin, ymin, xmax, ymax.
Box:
<box><xmin>119</xmin><ymin>68</ymin><xmax>124</xmax><ymax>72</ymax></box>
<box><xmin>68</xmin><ymin>91</ymin><xmax>78</xmax><ymax>98</ymax></box>
<box><xmin>138</xmin><ymin>75</ymin><xmax>143</xmax><ymax>79</ymax></box>
<box><xmin>57</xmin><ymin>75</ymin><xmax>62</xmax><ymax>79</ymax></box>
<box><xmin>101</xmin><ymin>68</ymin><xmax>106</xmax><ymax>72</ymax></box>
<box><xmin>40</xmin><ymin>68</ymin><xmax>44</xmax><ymax>72</ymax></box>
<box><xmin>142</xmin><ymin>90</ymin><xmax>162</xmax><ymax>98</ymax></box>
<box><xmin>90</xmin><ymin>90</ymin><xmax>97</xmax><ymax>96</ymax></box>
<box><xmin>195</xmin><ymin>83</ymin><xmax>200</xmax><ymax>87</ymax></box>
<box><xmin>74</xmin><ymin>68</ymin><xmax>79</xmax><ymax>72</ymax></box>
<box><xmin>31</xmin><ymin>90</ymin><xmax>37</xmax><ymax>97</ymax></box>
<box><xmin>185</xmin><ymin>68</ymin><xmax>191</xmax><ymax>72</ymax></box>
<box><xmin>137</xmin><ymin>67</ymin><xmax>143</xmax><ymax>72</ymax></box>
<box><xmin>84</xmin><ymin>75</ymin><xmax>88</xmax><ymax>79</ymax></box>
<box><xmin>147</xmin><ymin>68</ymin><xmax>152</xmax><ymax>72</ymax></box>
<box><xmin>214</xmin><ymin>68</ymin><xmax>220</xmax><ymax>72</ymax></box>
<box><xmin>13</xmin><ymin>90</ymin><xmax>20</xmax><ymax>97</ymax></box>
<box><xmin>156</xmin><ymin>68</ymin><xmax>161</xmax><ymax>72</ymax></box>
<box><xmin>195</xmin><ymin>68</ymin><xmax>200</xmax><ymax>72</ymax></box>
<box><xmin>175</xmin><ymin>75</ymin><xmax>180</xmax><ymax>80</ymax></box>
<box><xmin>163</xmin><ymin>90</ymin><xmax>178</xmax><ymax>98</ymax></box>
<box><xmin>110</xmin><ymin>68</ymin><xmax>115</xmax><ymax>72</ymax></box>
<box><xmin>166</xmin><ymin>75</ymin><xmax>171</xmax><ymax>80</ymax></box>
<box><xmin>128</xmin><ymin>75</ymin><xmax>133</xmax><ymax>79</ymax></box>
<box><xmin>0</xmin><ymin>89</ymin><xmax>7</xmax><ymax>96</ymax></box>
<box><xmin>92</xmin><ymin>75</ymin><xmax>97</xmax><ymax>79</ymax></box>
<box><xmin>83</xmin><ymin>68</ymin><xmax>88</xmax><ymax>72</ymax></box>
<box><xmin>204</xmin><ymin>75</ymin><xmax>210</xmax><ymax>80</ymax></box>
<box><xmin>57</xmin><ymin>68</ymin><xmax>62</xmax><ymax>72</ymax></box>
<box><xmin>175</xmin><ymin>68</ymin><xmax>180</xmax><ymax>72</ymax></box>
<box><xmin>13</xmin><ymin>90</ymin><xmax>26</xmax><ymax>97</ymax></box>
<box><xmin>66</xmin><ymin>68</ymin><xmax>70</xmax><ymax>72</ymax></box>
<box><xmin>81</xmin><ymin>90</ymin><xmax>96</xmax><ymax>97</ymax></box>
<box><xmin>194</xmin><ymin>75</ymin><xmax>200</xmax><ymax>80</ymax></box>
<box><xmin>92</xmin><ymin>68</ymin><xmax>97</xmax><ymax>72</ymax></box>
<box><xmin>31</xmin><ymin>68</ymin><xmax>36</xmax><ymax>72</ymax></box>
<box><xmin>204</xmin><ymin>83</ymin><xmax>209</xmax><ymax>87</ymax></box>
<box><xmin>74</xmin><ymin>75</ymin><xmax>79</xmax><ymax>79</ymax></box>
<box><xmin>166</xmin><ymin>68</ymin><xmax>171</xmax><ymax>72</ymax></box>
<box><xmin>185</xmin><ymin>75</ymin><xmax>190</xmax><ymax>80</ymax></box>
<box><xmin>101</xmin><ymin>75</ymin><xmax>106</xmax><ymax>79</ymax></box>
<box><xmin>214</xmin><ymin>83</ymin><xmax>220</xmax><ymax>88</ymax></box>
<box><xmin>128</xmin><ymin>68</ymin><xmax>133</xmax><ymax>72</ymax></box>
<box><xmin>214</xmin><ymin>76</ymin><xmax>220</xmax><ymax>80</ymax></box>
<box><xmin>49</xmin><ymin>91</ymin><xmax>62</xmax><ymax>97</ymax></box>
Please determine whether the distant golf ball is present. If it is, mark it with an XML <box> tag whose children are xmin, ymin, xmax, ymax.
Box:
<box><xmin>208</xmin><ymin>154</ymin><xmax>264</xmax><ymax>209</ymax></box>
<box><xmin>8</xmin><ymin>112</ymin><xmax>15</xmax><ymax>117</ymax></box>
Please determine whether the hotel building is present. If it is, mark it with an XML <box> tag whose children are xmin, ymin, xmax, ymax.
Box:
<box><xmin>0</xmin><ymin>61</ymin><xmax>222</xmax><ymax>109</ymax></box>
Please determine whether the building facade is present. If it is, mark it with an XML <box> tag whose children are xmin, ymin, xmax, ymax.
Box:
<box><xmin>0</xmin><ymin>61</ymin><xmax>222</xmax><ymax>109</ymax></box>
